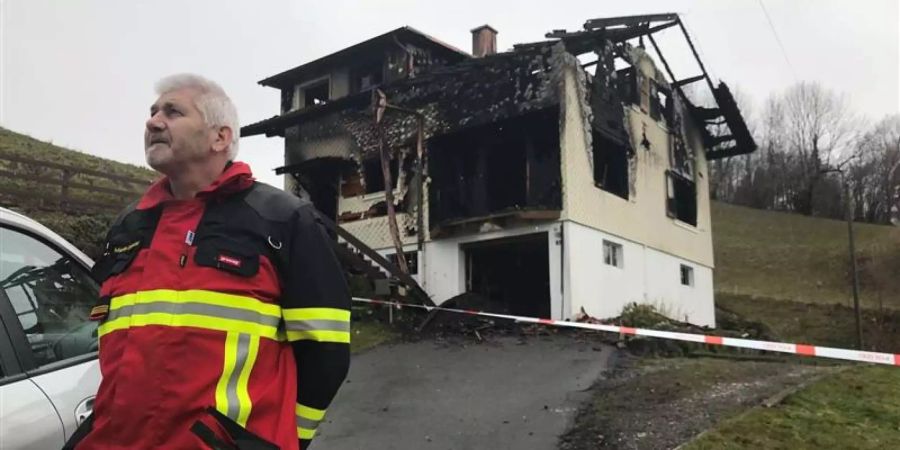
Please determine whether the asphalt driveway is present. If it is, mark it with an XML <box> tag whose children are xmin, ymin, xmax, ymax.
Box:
<box><xmin>313</xmin><ymin>333</ymin><xmax>614</xmax><ymax>450</ymax></box>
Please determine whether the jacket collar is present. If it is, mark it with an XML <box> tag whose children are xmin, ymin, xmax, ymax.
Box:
<box><xmin>137</xmin><ymin>161</ymin><xmax>256</xmax><ymax>210</ymax></box>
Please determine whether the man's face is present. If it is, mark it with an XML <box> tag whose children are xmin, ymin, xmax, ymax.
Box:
<box><xmin>145</xmin><ymin>87</ymin><xmax>213</xmax><ymax>173</ymax></box>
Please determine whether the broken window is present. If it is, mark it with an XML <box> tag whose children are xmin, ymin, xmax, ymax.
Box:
<box><xmin>340</xmin><ymin>171</ymin><xmax>365</xmax><ymax>198</ymax></box>
<box><xmin>668</xmin><ymin>97</ymin><xmax>695</xmax><ymax>179</ymax></box>
<box><xmin>429</xmin><ymin>108</ymin><xmax>561</xmax><ymax>227</ymax></box>
<box><xmin>351</xmin><ymin>60</ymin><xmax>384</xmax><ymax>93</ymax></box>
<box><xmin>362</xmin><ymin>157</ymin><xmax>399</xmax><ymax>194</ymax></box>
<box><xmin>603</xmin><ymin>240</ymin><xmax>623</xmax><ymax>268</ymax></box>
<box><xmin>616</xmin><ymin>67</ymin><xmax>639</xmax><ymax>105</ymax></box>
<box><xmin>592</xmin><ymin>130</ymin><xmax>630</xmax><ymax>200</ymax></box>
<box><xmin>649</xmin><ymin>81</ymin><xmax>671</xmax><ymax>124</ymax></box>
<box><xmin>680</xmin><ymin>264</ymin><xmax>694</xmax><ymax>287</ymax></box>
<box><xmin>666</xmin><ymin>171</ymin><xmax>697</xmax><ymax>226</ymax></box>
<box><xmin>303</xmin><ymin>80</ymin><xmax>329</xmax><ymax>107</ymax></box>
<box><xmin>386</xmin><ymin>251</ymin><xmax>418</xmax><ymax>275</ymax></box>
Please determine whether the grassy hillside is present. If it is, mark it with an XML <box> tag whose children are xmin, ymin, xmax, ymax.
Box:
<box><xmin>0</xmin><ymin>127</ymin><xmax>157</xmax><ymax>258</ymax></box>
<box><xmin>712</xmin><ymin>201</ymin><xmax>900</xmax><ymax>310</ymax></box>
<box><xmin>0</xmin><ymin>127</ymin><xmax>156</xmax><ymax>212</ymax></box>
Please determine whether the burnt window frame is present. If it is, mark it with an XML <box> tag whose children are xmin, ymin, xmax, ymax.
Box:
<box><xmin>649</xmin><ymin>80</ymin><xmax>672</xmax><ymax>125</ymax></box>
<box><xmin>350</xmin><ymin>59</ymin><xmax>385</xmax><ymax>94</ymax></box>
<box><xmin>385</xmin><ymin>251</ymin><xmax>418</xmax><ymax>275</ymax></box>
<box><xmin>665</xmin><ymin>170</ymin><xmax>698</xmax><ymax>226</ymax></box>
<box><xmin>592</xmin><ymin>131</ymin><xmax>631</xmax><ymax>200</ymax></box>
<box><xmin>299</xmin><ymin>78</ymin><xmax>331</xmax><ymax>108</ymax></box>
<box><xmin>362</xmin><ymin>156</ymin><xmax>400</xmax><ymax>195</ymax></box>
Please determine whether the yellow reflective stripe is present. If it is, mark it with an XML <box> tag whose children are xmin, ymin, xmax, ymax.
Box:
<box><xmin>297</xmin><ymin>427</ymin><xmax>316</xmax><ymax>440</ymax></box>
<box><xmin>99</xmin><ymin>312</ymin><xmax>282</xmax><ymax>340</ymax></box>
<box><xmin>296</xmin><ymin>403</ymin><xmax>326</xmax><ymax>439</ymax></box>
<box><xmin>296</xmin><ymin>404</ymin><xmax>326</xmax><ymax>421</ymax></box>
<box><xmin>110</xmin><ymin>289</ymin><xmax>281</xmax><ymax>317</ymax></box>
<box><xmin>109</xmin><ymin>293</ymin><xmax>135</xmax><ymax>310</ymax></box>
<box><xmin>215</xmin><ymin>332</ymin><xmax>240</xmax><ymax>417</ymax></box>
<box><xmin>216</xmin><ymin>332</ymin><xmax>260</xmax><ymax>426</ymax></box>
<box><xmin>235</xmin><ymin>334</ymin><xmax>260</xmax><ymax>427</ymax></box>
<box><xmin>285</xmin><ymin>329</ymin><xmax>351</xmax><ymax>343</ymax></box>
<box><xmin>97</xmin><ymin>316</ymin><xmax>131</xmax><ymax>337</ymax></box>
<box><xmin>282</xmin><ymin>307</ymin><xmax>350</xmax><ymax>322</ymax></box>
<box><xmin>97</xmin><ymin>289</ymin><xmax>283</xmax><ymax>340</ymax></box>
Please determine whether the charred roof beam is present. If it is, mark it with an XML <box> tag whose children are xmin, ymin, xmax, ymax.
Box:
<box><xmin>641</xmin><ymin>23</ymin><xmax>756</xmax><ymax>160</ymax></box>
<box><xmin>672</xmin><ymin>74</ymin><xmax>707</xmax><ymax>89</ymax></box>
<box><xmin>583</xmin><ymin>13</ymin><xmax>679</xmax><ymax>30</ymax></box>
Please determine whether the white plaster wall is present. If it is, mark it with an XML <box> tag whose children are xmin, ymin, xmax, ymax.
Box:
<box><xmin>564</xmin><ymin>220</ymin><xmax>715</xmax><ymax>327</ymax></box>
<box><xmin>644</xmin><ymin>249</ymin><xmax>715</xmax><ymax>327</ymax></box>
<box><xmin>419</xmin><ymin>222</ymin><xmax>564</xmax><ymax>319</ymax></box>
<box><xmin>564</xmin><ymin>220</ymin><xmax>644</xmax><ymax>320</ymax></box>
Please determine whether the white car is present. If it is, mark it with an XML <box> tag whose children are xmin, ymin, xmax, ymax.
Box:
<box><xmin>0</xmin><ymin>207</ymin><xmax>101</xmax><ymax>449</ymax></box>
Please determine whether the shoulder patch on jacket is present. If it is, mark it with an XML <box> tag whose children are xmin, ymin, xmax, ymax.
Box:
<box><xmin>243</xmin><ymin>182</ymin><xmax>310</xmax><ymax>222</ymax></box>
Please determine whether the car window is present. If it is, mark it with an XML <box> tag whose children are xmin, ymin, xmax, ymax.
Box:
<box><xmin>0</xmin><ymin>226</ymin><xmax>99</xmax><ymax>368</ymax></box>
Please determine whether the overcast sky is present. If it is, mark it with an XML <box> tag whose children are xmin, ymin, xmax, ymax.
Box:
<box><xmin>1</xmin><ymin>0</ymin><xmax>897</xmax><ymax>187</ymax></box>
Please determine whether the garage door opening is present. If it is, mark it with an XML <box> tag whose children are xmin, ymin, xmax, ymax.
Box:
<box><xmin>464</xmin><ymin>233</ymin><xmax>550</xmax><ymax>318</ymax></box>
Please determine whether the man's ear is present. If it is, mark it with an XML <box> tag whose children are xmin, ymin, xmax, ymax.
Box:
<box><xmin>212</xmin><ymin>126</ymin><xmax>234</xmax><ymax>155</ymax></box>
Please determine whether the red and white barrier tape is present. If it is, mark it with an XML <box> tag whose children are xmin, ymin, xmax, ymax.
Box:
<box><xmin>353</xmin><ymin>297</ymin><xmax>900</xmax><ymax>367</ymax></box>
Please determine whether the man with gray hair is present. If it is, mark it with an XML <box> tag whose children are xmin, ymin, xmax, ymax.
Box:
<box><xmin>66</xmin><ymin>74</ymin><xmax>351</xmax><ymax>450</ymax></box>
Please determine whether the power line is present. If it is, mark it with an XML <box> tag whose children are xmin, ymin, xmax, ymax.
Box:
<box><xmin>758</xmin><ymin>0</ymin><xmax>798</xmax><ymax>81</ymax></box>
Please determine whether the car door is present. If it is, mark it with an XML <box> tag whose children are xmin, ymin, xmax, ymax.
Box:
<box><xmin>0</xmin><ymin>302</ymin><xmax>66</xmax><ymax>450</ymax></box>
<box><xmin>0</xmin><ymin>223</ymin><xmax>101</xmax><ymax>448</ymax></box>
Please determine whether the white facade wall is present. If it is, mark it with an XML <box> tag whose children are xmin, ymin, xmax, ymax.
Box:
<box><xmin>564</xmin><ymin>220</ymin><xmax>715</xmax><ymax>327</ymax></box>
<box><xmin>644</xmin><ymin>247</ymin><xmax>715</xmax><ymax>326</ymax></box>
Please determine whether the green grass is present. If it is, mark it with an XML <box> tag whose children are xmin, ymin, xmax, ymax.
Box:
<box><xmin>712</xmin><ymin>201</ymin><xmax>900</xmax><ymax>309</ymax></box>
<box><xmin>350</xmin><ymin>320</ymin><xmax>398</xmax><ymax>353</ymax></box>
<box><xmin>717</xmin><ymin>293</ymin><xmax>899</xmax><ymax>353</ymax></box>
<box><xmin>696</xmin><ymin>203</ymin><xmax>900</xmax><ymax>449</ymax></box>
<box><xmin>0</xmin><ymin>127</ymin><xmax>156</xmax><ymax>210</ymax></box>
<box><xmin>685</xmin><ymin>366</ymin><xmax>900</xmax><ymax>450</ymax></box>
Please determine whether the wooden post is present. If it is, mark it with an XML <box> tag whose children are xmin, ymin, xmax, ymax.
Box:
<box><xmin>374</xmin><ymin>89</ymin><xmax>409</xmax><ymax>275</ymax></box>
<box><xmin>60</xmin><ymin>169</ymin><xmax>72</xmax><ymax>211</ymax></box>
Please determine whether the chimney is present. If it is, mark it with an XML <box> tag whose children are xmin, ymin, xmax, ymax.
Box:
<box><xmin>471</xmin><ymin>25</ymin><xmax>498</xmax><ymax>57</ymax></box>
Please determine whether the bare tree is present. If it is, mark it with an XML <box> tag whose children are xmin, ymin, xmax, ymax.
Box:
<box><xmin>778</xmin><ymin>82</ymin><xmax>860</xmax><ymax>215</ymax></box>
<box><xmin>850</xmin><ymin>115</ymin><xmax>900</xmax><ymax>223</ymax></box>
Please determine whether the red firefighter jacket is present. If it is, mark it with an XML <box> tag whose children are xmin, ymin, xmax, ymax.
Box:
<box><xmin>70</xmin><ymin>162</ymin><xmax>351</xmax><ymax>450</ymax></box>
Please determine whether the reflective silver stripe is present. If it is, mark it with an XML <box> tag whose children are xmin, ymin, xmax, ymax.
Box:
<box><xmin>296</xmin><ymin>415</ymin><xmax>322</xmax><ymax>432</ymax></box>
<box><xmin>107</xmin><ymin>301</ymin><xmax>281</xmax><ymax>328</ymax></box>
<box><xmin>284</xmin><ymin>319</ymin><xmax>351</xmax><ymax>333</ymax></box>
<box><xmin>226</xmin><ymin>333</ymin><xmax>251</xmax><ymax>420</ymax></box>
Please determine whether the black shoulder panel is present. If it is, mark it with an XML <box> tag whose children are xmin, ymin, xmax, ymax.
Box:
<box><xmin>242</xmin><ymin>182</ymin><xmax>309</xmax><ymax>223</ymax></box>
<box><xmin>111</xmin><ymin>200</ymin><xmax>140</xmax><ymax>228</ymax></box>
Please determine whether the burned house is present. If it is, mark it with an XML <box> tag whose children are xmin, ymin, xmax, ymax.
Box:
<box><xmin>242</xmin><ymin>15</ymin><xmax>755</xmax><ymax>327</ymax></box>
